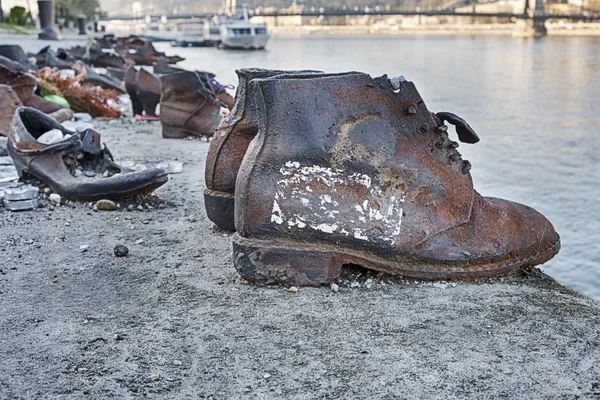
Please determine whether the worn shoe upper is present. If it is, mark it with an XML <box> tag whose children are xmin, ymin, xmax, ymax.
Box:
<box><xmin>234</xmin><ymin>73</ymin><xmax>560</xmax><ymax>277</ymax></box>
<box><xmin>8</xmin><ymin>107</ymin><xmax>168</xmax><ymax>201</ymax></box>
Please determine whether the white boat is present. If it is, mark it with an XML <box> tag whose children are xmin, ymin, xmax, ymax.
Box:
<box><xmin>218</xmin><ymin>7</ymin><xmax>270</xmax><ymax>50</ymax></box>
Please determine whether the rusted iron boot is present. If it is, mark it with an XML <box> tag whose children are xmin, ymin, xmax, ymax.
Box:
<box><xmin>204</xmin><ymin>68</ymin><xmax>323</xmax><ymax>231</ymax></box>
<box><xmin>0</xmin><ymin>85</ymin><xmax>23</xmax><ymax>136</ymax></box>
<box><xmin>159</xmin><ymin>71</ymin><xmax>221</xmax><ymax>139</ymax></box>
<box><xmin>0</xmin><ymin>55</ymin><xmax>37</xmax><ymax>103</ymax></box>
<box><xmin>8</xmin><ymin>107</ymin><xmax>168</xmax><ymax>201</ymax></box>
<box><xmin>232</xmin><ymin>73</ymin><xmax>560</xmax><ymax>285</ymax></box>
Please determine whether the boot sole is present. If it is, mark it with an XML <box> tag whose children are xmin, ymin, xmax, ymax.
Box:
<box><xmin>204</xmin><ymin>188</ymin><xmax>235</xmax><ymax>231</ymax></box>
<box><xmin>232</xmin><ymin>233</ymin><xmax>561</xmax><ymax>286</ymax></box>
<box><xmin>162</xmin><ymin>125</ymin><xmax>213</xmax><ymax>139</ymax></box>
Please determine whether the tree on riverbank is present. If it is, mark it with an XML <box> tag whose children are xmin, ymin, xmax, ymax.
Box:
<box><xmin>55</xmin><ymin>0</ymin><xmax>104</xmax><ymax>21</ymax></box>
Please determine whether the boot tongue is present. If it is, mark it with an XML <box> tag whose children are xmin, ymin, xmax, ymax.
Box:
<box><xmin>435</xmin><ymin>112</ymin><xmax>480</xmax><ymax>144</ymax></box>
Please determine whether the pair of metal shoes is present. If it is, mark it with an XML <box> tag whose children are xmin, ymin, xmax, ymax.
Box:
<box><xmin>125</xmin><ymin>65</ymin><xmax>232</xmax><ymax>137</ymax></box>
<box><xmin>204</xmin><ymin>69</ymin><xmax>560</xmax><ymax>286</ymax></box>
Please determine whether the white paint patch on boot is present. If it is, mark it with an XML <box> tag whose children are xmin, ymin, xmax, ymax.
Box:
<box><xmin>271</xmin><ymin>161</ymin><xmax>407</xmax><ymax>244</ymax></box>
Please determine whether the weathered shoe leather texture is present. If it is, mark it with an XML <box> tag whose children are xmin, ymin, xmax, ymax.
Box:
<box><xmin>204</xmin><ymin>68</ymin><xmax>340</xmax><ymax>230</ymax></box>
<box><xmin>160</xmin><ymin>71</ymin><xmax>221</xmax><ymax>139</ymax></box>
<box><xmin>0</xmin><ymin>55</ymin><xmax>37</xmax><ymax>103</ymax></box>
<box><xmin>0</xmin><ymin>84</ymin><xmax>23</xmax><ymax>136</ymax></box>
<box><xmin>232</xmin><ymin>73</ymin><xmax>560</xmax><ymax>285</ymax></box>
<box><xmin>8</xmin><ymin>107</ymin><xmax>168</xmax><ymax>201</ymax></box>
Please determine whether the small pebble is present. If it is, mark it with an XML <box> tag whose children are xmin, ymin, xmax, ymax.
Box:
<box><xmin>135</xmin><ymin>239</ymin><xmax>144</xmax><ymax>244</ymax></box>
<box><xmin>95</xmin><ymin>199</ymin><xmax>116</xmax><ymax>211</ymax></box>
<box><xmin>287</xmin><ymin>286</ymin><xmax>298</xmax><ymax>293</ymax></box>
<box><xmin>137</xmin><ymin>205</ymin><xmax>144</xmax><ymax>211</ymax></box>
<box><xmin>43</xmin><ymin>187</ymin><xmax>51</xmax><ymax>195</ymax></box>
<box><xmin>148</xmin><ymin>374</ymin><xmax>160</xmax><ymax>382</ymax></box>
<box><xmin>48</xmin><ymin>193</ymin><xmax>61</xmax><ymax>205</ymax></box>
<box><xmin>114</xmin><ymin>244</ymin><xmax>129</xmax><ymax>257</ymax></box>
<box><xmin>330</xmin><ymin>283</ymin><xmax>339</xmax><ymax>293</ymax></box>
<box><xmin>173</xmin><ymin>360</ymin><xmax>182</xmax><ymax>366</ymax></box>
<box><xmin>263</xmin><ymin>373</ymin><xmax>271</xmax><ymax>379</ymax></box>
<box><xmin>80</xmin><ymin>245</ymin><xmax>89</xmax><ymax>252</ymax></box>
<box><xmin>192</xmin><ymin>251</ymin><xmax>201</xmax><ymax>258</ymax></box>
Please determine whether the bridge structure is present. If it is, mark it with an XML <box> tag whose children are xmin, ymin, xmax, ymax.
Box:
<box><xmin>99</xmin><ymin>0</ymin><xmax>600</xmax><ymax>37</ymax></box>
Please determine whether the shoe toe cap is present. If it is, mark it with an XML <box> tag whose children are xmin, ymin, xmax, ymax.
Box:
<box><xmin>416</xmin><ymin>195</ymin><xmax>560</xmax><ymax>269</ymax></box>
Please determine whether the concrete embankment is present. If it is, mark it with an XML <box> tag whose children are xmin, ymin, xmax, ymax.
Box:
<box><xmin>1</xmin><ymin>119</ymin><xmax>599</xmax><ymax>399</ymax></box>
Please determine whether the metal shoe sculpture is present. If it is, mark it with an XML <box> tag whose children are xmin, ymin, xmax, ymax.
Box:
<box><xmin>159</xmin><ymin>71</ymin><xmax>221</xmax><ymax>139</ymax></box>
<box><xmin>8</xmin><ymin>107</ymin><xmax>168</xmax><ymax>201</ymax></box>
<box><xmin>205</xmin><ymin>68</ymin><xmax>339</xmax><ymax>231</ymax></box>
<box><xmin>232</xmin><ymin>73</ymin><xmax>560</xmax><ymax>285</ymax></box>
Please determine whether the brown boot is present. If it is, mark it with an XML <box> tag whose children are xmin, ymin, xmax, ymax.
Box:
<box><xmin>231</xmin><ymin>73</ymin><xmax>560</xmax><ymax>285</ymax></box>
<box><xmin>204</xmin><ymin>68</ymin><xmax>322</xmax><ymax>231</ymax></box>
<box><xmin>0</xmin><ymin>55</ymin><xmax>37</xmax><ymax>103</ymax></box>
<box><xmin>159</xmin><ymin>71</ymin><xmax>221</xmax><ymax>139</ymax></box>
<box><xmin>0</xmin><ymin>84</ymin><xmax>23</xmax><ymax>136</ymax></box>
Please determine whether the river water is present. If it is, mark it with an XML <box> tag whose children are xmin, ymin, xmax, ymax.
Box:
<box><xmin>156</xmin><ymin>34</ymin><xmax>600</xmax><ymax>301</ymax></box>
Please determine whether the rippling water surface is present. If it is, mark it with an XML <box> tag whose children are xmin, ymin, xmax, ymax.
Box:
<box><xmin>157</xmin><ymin>34</ymin><xmax>600</xmax><ymax>300</ymax></box>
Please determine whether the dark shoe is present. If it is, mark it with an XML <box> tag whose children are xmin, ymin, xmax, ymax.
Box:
<box><xmin>0</xmin><ymin>85</ymin><xmax>23</xmax><ymax>136</ymax></box>
<box><xmin>75</xmin><ymin>62</ymin><xmax>125</xmax><ymax>93</ymax></box>
<box><xmin>86</xmin><ymin>45</ymin><xmax>130</xmax><ymax>70</ymax></box>
<box><xmin>0</xmin><ymin>45</ymin><xmax>36</xmax><ymax>71</ymax></box>
<box><xmin>124</xmin><ymin>67</ymin><xmax>160</xmax><ymax>116</ymax></box>
<box><xmin>0</xmin><ymin>55</ymin><xmax>37</xmax><ymax>103</ymax></box>
<box><xmin>204</xmin><ymin>68</ymin><xmax>321</xmax><ymax>231</ymax></box>
<box><xmin>7</xmin><ymin>107</ymin><xmax>168</xmax><ymax>201</ymax></box>
<box><xmin>24</xmin><ymin>94</ymin><xmax>65</xmax><ymax>114</ymax></box>
<box><xmin>107</xmin><ymin>67</ymin><xmax>126</xmax><ymax>81</ymax></box>
<box><xmin>231</xmin><ymin>73</ymin><xmax>560</xmax><ymax>285</ymax></box>
<box><xmin>159</xmin><ymin>71</ymin><xmax>221</xmax><ymax>139</ymax></box>
<box><xmin>124</xmin><ymin>67</ymin><xmax>143</xmax><ymax>116</ymax></box>
<box><xmin>129</xmin><ymin>42</ymin><xmax>184</xmax><ymax>66</ymax></box>
<box><xmin>136</xmin><ymin>69</ymin><xmax>161</xmax><ymax>116</ymax></box>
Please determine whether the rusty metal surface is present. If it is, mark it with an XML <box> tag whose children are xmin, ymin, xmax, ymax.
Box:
<box><xmin>0</xmin><ymin>85</ymin><xmax>23</xmax><ymax>136</ymax></box>
<box><xmin>232</xmin><ymin>73</ymin><xmax>560</xmax><ymax>285</ymax></box>
<box><xmin>0</xmin><ymin>55</ymin><xmax>37</xmax><ymax>103</ymax></box>
<box><xmin>159</xmin><ymin>71</ymin><xmax>221</xmax><ymax>138</ymax></box>
<box><xmin>204</xmin><ymin>69</ymin><xmax>348</xmax><ymax>230</ymax></box>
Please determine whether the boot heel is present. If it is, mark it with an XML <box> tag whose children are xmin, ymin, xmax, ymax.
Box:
<box><xmin>204</xmin><ymin>189</ymin><xmax>235</xmax><ymax>231</ymax></box>
<box><xmin>14</xmin><ymin>164</ymin><xmax>33</xmax><ymax>181</ymax></box>
<box><xmin>137</xmin><ymin>91</ymin><xmax>160</xmax><ymax>116</ymax></box>
<box><xmin>161</xmin><ymin>124</ymin><xmax>193</xmax><ymax>139</ymax></box>
<box><xmin>232</xmin><ymin>233</ymin><xmax>342</xmax><ymax>286</ymax></box>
